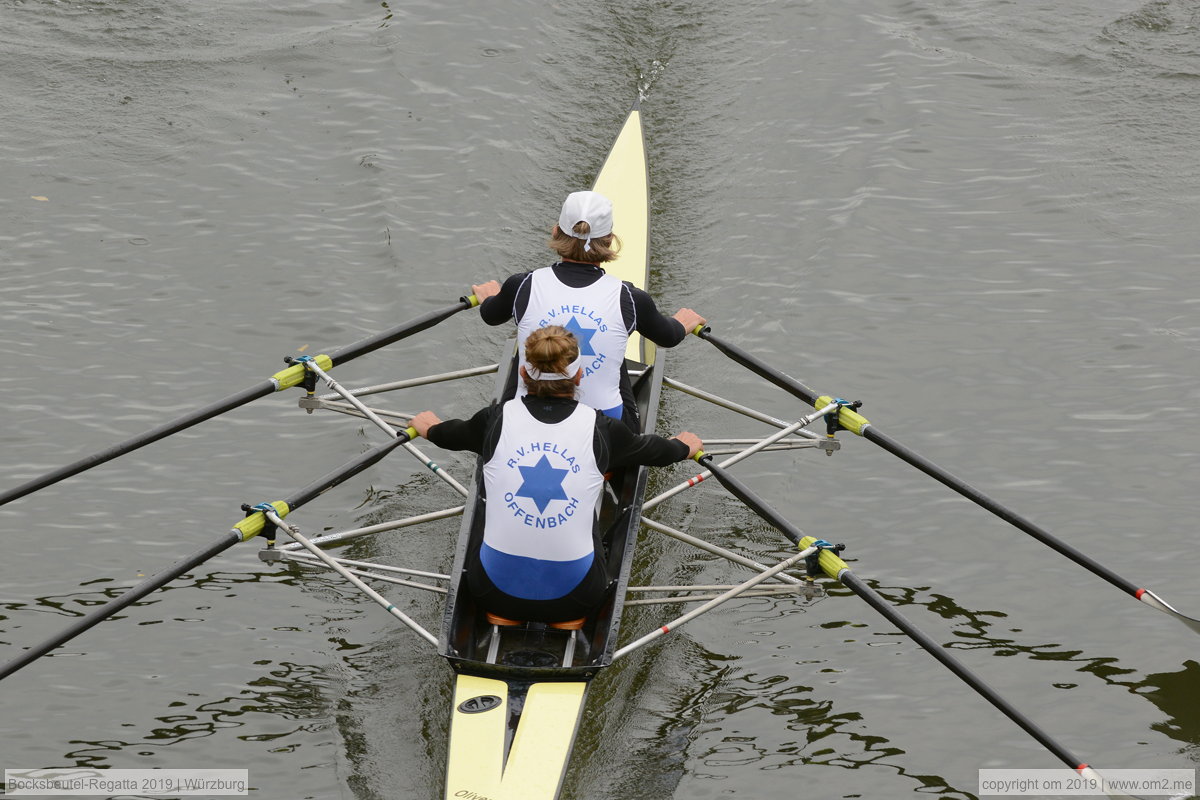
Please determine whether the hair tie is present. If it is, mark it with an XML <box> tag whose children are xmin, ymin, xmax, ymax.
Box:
<box><xmin>526</xmin><ymin>354</ymin><xmax>582</xmax><ymax>381</ymax></box>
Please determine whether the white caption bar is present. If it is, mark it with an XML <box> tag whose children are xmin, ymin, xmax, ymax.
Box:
<box><xmin>979</xmin><ymin>768</ymin><xmax>1195</xmax><ymax>797</ymax></box>
<box><xmin>4</xmin><ymin>769</ymin><xmax>248</xmax><ymax>796</ymax></box>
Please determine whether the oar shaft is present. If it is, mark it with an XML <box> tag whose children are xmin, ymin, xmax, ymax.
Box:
<box><xmin>325</xmin><ymin>298</ymin><xmax>473</xmax><ymax>365</ymax></box>
<box><xmin>695</xmin><ymin>328</ymin><xmax>821</xmax><ymax>406</ymax></box>
<box><xmin>646</xmin><ymin>420</ymin><xmax>811</xmax><ymax>513</ymax></box>
<box><xmin>838</xmin><ymin>569</ymin><xmax>1086</xmax><ymax>771</ymax></box>
<box><xmin>0</xmin><ymin>299</ymin><xmax>471</xmax><ymax>509</ymax></box>
<box><xmin>861</xmin><ymin>427</ymin><xmax>1141</xmax><ymax>597</ymax></box>
<box><xmin>1</xmin><ymin>431</ymin><xmax>415</xmax><ymax>681</ymax></box>
<box><xmin>697</xmin><ymin>455</ymin><xmax>803</xmax><ymax>544</ymax></box>
<box><xmin>284</xmin><ymin>433</ymin><xmax>414</xmax><ymax>509</ymax></box>
<box><xmin>698</xmin><ymin>327</ymin><xmax>1149</xmax><ymax>603</ymax></box>
<box><xmin>700</xmin><ymin>442</ymin><xmax>1110</xmax><ymax>777</ymax></box>
<box><xmin>0</xmin><ymin>532</ymin><xmax>241</xmax><ymax>680</ymax></box>
<box><xmin>697</xmin><ymin>454</ymin><xmax>1094</xmax><ymax>772</ymax></box>
<box><xmin>0</xmin><ymin>381</ymin><xmax>276</xmax><ymax>507</ymax></box>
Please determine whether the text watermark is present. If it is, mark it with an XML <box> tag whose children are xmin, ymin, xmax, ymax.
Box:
<box><xmin>979</xmin><ymin>768</ymin><xmax>1195</xmax><ymax>797</ymax></box>
<box><xmin>4</xmin><ymin>769</ymin><xmax>249</xmax><ymax>796</ymax></box>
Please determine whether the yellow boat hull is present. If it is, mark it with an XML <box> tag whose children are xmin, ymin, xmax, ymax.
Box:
<box><xmin>445</xmin><ymin>675</ymin><xmax>588</xmax><ymax>800</ymax></box>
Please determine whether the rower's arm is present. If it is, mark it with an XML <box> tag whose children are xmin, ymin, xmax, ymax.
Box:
<box><xmin>478</xmin><ymin>272</ymin><xmax>529</xmax><ymax>325</ymax></box>
<box><xmin>629</xmin><ymin>285</ymin><xmax>689</xmax><ymax>346</ymax></box>
<box><xmin>601</xmin><ymin>415</ymin><xmax>690</xmax><ymax>468</ymax></box>
<box><xmin>425</xmin><ymin>406</ymin><xmax>494</xmax><ymax>454</ymax></box>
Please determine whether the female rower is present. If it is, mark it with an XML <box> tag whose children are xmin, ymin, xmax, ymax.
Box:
<box><xmin>470</xmin><ymin>190</ymin><xmax>705</xmax><ymax>428</ymax></box>
<box><xmin>410</xmin><ymin>325</ymin><xmax>701</xmax><ymax>625</ymax></box>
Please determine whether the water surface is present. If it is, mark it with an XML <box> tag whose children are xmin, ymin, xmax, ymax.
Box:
<box><xmin>3</xmin><ymin>1</ymin><xmax>1198</xmax><ymax>798</ymax></box>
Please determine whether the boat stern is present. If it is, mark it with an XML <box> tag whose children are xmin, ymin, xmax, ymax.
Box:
<box><xmin>445</xmin><ymin>674</ymin><xmax>588</xmax><ymax>800</ymax></box>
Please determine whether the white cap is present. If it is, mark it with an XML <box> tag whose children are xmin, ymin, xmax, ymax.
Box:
<box><xmin>558</xmin><ymin>191</ymin><xmax>613</xmax><ymax>250</ymax></box>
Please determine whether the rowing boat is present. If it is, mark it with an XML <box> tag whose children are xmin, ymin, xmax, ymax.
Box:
<box><xmin>3</xmin><ymin>98</ymin><xmax>1198</xmax><ymax>800</ymax></box>
<box><xmin>439</xmin><ymin>100</ymin><xmax>656</xmax><ymax>800</ymax></box>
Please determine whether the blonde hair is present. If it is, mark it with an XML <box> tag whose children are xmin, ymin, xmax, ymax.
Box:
<box><xmin>548</xmin><ymin>223</ymin><xmax>621</xmax><ymax>264</ymax></box>
<box><xmin>522</xmin><ymin>325</ymin><xmax>580</xmax><ymax>398</ymax></box>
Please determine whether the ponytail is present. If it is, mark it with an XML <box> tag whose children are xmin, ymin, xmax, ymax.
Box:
<box><xmin>522</xmin><ymin>326</ymin><xmax>580</xmax><ymax>398</ymax></box>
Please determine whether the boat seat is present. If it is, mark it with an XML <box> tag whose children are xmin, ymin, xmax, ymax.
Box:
<box><xmin>484</xmin><ymin>612</ymin><xmax>587</xmax><ymax>666</ymax></box>
<box><xmin>485</xmin><ymin>611</ymin><xmax>586</xmax><ymax>631</ymax></box>
<box><xmin>549</xmin><ymin>617</ymin><xmax>586</xmax><ymax>631</ymax></box>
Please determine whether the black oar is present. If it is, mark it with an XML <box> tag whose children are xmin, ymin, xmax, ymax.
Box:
<box><xmin>695</xmin><ymin>453</ymin><xmax>1146</xmax><ymax>799</ymax></box>
<box><xmin>695</xmin><ymin>327</ymin><xmax>1200</xmax><ymax>636</ymax></box>
<box><xmin>0</xmin><ymin>298</ymin><xmax>474</xmax><ymax>508</ymax></box>
<box><xmin>0</xmin><ymin>430</ymin><xmax>415</xmax><ymax>681</ymax></box>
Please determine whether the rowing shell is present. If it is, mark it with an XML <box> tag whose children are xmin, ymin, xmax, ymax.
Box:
<box><xmin>440</xmin><ymin>99</ymin><xmax>656</xmax><ymax>800</ymax></box>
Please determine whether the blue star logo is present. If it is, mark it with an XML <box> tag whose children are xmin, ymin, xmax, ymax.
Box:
<box><xmin>515</xmin><ymin>454</ymin><xmax>570</xmax><ymax>513</ymax></box>
<box><xmin>564</xmin><ymin>316</ymin><xmax>598</xmax><ymax>356</ymax></box>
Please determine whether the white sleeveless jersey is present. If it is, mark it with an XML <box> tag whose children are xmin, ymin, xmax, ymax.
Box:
<box><xmin>516</xmin><ymin>267</ymin><xmax>628</xmax><ymax>415</ymax></box>
<box><xmin>482</xmin><ymin>399</ymin><xmax>604</xmax><ymax>565</ymax></box>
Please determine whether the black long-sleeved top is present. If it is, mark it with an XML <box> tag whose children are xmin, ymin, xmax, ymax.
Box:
<box><xmin>426</xmin><ymin>395</ymin><xmax>690</xmax><ymax>470</ymax></box>
<box><xmin>478</xmin><ymin>262</ymin><xmax>689</xmax><ymax>347</ymax></box>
